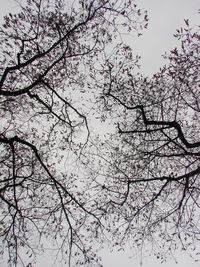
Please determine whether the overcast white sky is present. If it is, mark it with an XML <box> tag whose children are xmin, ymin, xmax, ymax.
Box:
<box><xmin>131</xmin><ymin>0</ymin><xmax>200</xmax><ymax>76</ymax></box>
<box><xmin>0</xmin><ymin>0</ymin><xmax>200</xmax><ymax>266</ymax></box>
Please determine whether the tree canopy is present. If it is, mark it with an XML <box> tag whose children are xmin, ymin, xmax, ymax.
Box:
<box><xmin>94</xmin><ymin>20</ymin><xmax>200</xmax><ymax>261</ymax></box>
<box><xmin>0</xmin><ymin>0</ymin><xmax>199</xmax><ymax>266</ymax></box>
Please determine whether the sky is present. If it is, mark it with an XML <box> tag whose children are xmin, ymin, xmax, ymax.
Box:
<box><xmin>0</xmin><ymin>0</ymin><xmax>199</xmax><ymax>266</ymax></box>
<box><xmin>130</xmin><ymin>0</ymin><xmax>200</xmax><ymax>76</ymax></box>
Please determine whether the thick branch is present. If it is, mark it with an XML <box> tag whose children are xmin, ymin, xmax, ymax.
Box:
<box><xmin>0</xmin><ymin>135</ymin><xmax>100</xmax><ymax>223</ymax></box>
<box><xmin>0</xmin><ymin>1</ymin><xmax>104</xmax><ymax>91</ymax></box>
<box><xmin>128</xmin><ymin>167</ymin><xmax>200</xmax><ymax>184</ymax></box>
<box><xmin>108</xmin><ymin>92</ymin><xmax>200</xmax><ymax>148</ymax></box>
